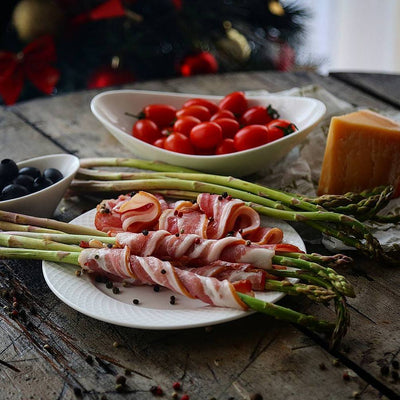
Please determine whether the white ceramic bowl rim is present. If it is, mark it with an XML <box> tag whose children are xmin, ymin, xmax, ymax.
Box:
<box><xmin>0</xmin><ymin>154</ymin><xmax>80</xmax><ymax>206</ymax></box>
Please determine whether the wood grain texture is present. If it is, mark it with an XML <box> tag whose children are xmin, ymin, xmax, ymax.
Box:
<box><xmin>1</xmin><ymin>72</ymin><xmax>400</xmax><ymax>400</ymax></box>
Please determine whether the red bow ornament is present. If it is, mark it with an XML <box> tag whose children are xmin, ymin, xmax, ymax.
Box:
<box><xmin>0</xmin><ymin>36</ymin><xmax>60</xmax><ymax>105</ymax></box>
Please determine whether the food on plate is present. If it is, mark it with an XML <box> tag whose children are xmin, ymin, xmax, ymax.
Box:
<box><xmin>318</xmin><ymin>110</ymin><xmax>400</xmax><ymax>196</ymax></box>
<box><xmin>95</xmin><ymin>191</ymin><xmax>284</xmax><ymax>245</ymax></box>
<box><xmin>114</xmin><ymin>230</ymin><xmax>301</xmax><ymax>269</ymax></box>
<box><xmin>0</xmin><ymin>158</ymin><xmax>64</xmax><ymax>201</ymax></box>
<box><xmin>128</xmin><ymin>91</ymin><xmax>297</xmax><ymax>155</ymax></box>
<box><xmin>79</xmin><ymin>247</ymin><xmax>249</xmax><ymax>309</ymax></box>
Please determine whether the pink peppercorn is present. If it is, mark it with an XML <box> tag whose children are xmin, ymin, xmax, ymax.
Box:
<box><xmin>180</xmin><ymin>395</ymin><xmax>189</xmax><ymax>400</ymax></box>
<box><xmin>172</xmin><ymin>382</ymin><xmax>181</xmax><ymax>390</ymax></box>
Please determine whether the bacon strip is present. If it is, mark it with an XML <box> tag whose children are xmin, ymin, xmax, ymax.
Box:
<box><xmin>78</xmin><ymin>247</ymin><xmax>248</xmax><ymax>310</ymax></box>
<box><xmin>95</xmin><ymin>192</ymin><xmax>284</xmax><ymax>245</ymax></box>
<box><xmin>197</xmin><ymin>193</ymin><xmax>283</xmax><ymax>243</ymax></box>
<box><xmin>115</xmin><ymin>230</ymin><xmax>301</xmax><ymax>269</ymax></box>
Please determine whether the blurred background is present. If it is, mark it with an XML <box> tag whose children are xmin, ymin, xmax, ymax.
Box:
<box><xmin>0</xmin><ymin>0</ymin><xmax>399</xmax><ymax>105</ymax></box>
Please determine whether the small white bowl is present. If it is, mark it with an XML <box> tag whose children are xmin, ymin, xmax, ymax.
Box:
<box><xmin>91</xmin><ymin>89</ymin><xmax>326</xmax><ymax>176</ymax></box>
<box><xmin>0</xmin><ymin>154</ymin><xmax>80</xmax><ymax>218</ymax></box>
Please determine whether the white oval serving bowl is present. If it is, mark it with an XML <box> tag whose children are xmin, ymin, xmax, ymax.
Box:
<box><xmin>0</xmin><ymin>154</ymin><xmax>80</xmax><ymax>218</ymax></box>
<box><xmin>91</xmin><ymin>89</ymin><xmax>326</xmax><ymax>176</ymax></box>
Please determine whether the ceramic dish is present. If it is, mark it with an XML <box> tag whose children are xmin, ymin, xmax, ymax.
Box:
<box><xmin>42</xmin><ymin>209</ymin><xmax>306</xmax><ymax>330</ymax></box>
<box><xmin>90</xmin><ymin>89</ymin><xmax>326</xmax><ymax>176</ymax></box>
<box><xmin>0</xmin><ymin>154</ymin><xmax>80</xmax><ymax>218</ymax></box>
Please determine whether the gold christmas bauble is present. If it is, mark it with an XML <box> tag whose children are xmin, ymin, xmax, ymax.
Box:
<box><xmin>12</xmin><ymin>0</ymin><xmax>65</xmax><ymax>42</ymax></box>
<box><xmin>217</xmin><ymin>23</ymin><xmax>251</xmax><ymax>63</ymax></box>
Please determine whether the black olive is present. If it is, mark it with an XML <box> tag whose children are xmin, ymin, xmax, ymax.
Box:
<box><xmin>43</xmin><ymin>168</ymin><xmax>63</xmax><ymax>183</ymax></box>
<box><xmin>0</xmin><ymin>159</ymin><xmax>19</xmax><ymax>183</ymax></box>
<box><xmin>1</xmin><ymin>184</ymin><xmax>30</xmax><ymax>200</ymax></box>
<box><xmin>32</xmin><ymin>176</ymin><xmax>53</xmax><ymax>192</ymax></box>
<box><xmin>18</xmin><ymin>166</ymin><xmax>41</xmax><ymax>179</ymax></box>
<box><xmin>13</xmin><ymin>174</ymin><xmax>34</xmax><ymax>192</ymax></box>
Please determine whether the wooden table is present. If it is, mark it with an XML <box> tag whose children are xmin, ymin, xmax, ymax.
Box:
<box><xmin>1</xmin><ymin>71</ymin><xmax>400</xmax><ymax>400</ymax></box>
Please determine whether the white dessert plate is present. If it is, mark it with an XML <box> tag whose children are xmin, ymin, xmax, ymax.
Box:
<box><xmin>42</xmin><ymin>209</ymin><xmax>305</xmax><ymax>330</ymax></box>
<box><xmin>90</xmin><ymin>89</ymin><xmax>326</xmax><ymax>176</ymax></box>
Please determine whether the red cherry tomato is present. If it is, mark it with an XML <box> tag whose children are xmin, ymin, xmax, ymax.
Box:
<box><xmin>216</xmin><ymin>138</ymin><xmax>236</xmax><ymax>155</ymax></box>
<box><xmin>210</xmin><ymin>109</ymin><xmax>236</xmax><ymax>121</ymax></box>
<box><xmin>164</xmin><ymin>132</ymin><xmax>194</xmax><ymax>154</ymax></box>
<box><xmin>173</xmin><ymin>116</ymin><xmax>201</xmax><ymax>136</ymax></box>
<box><xmin>240</xmin><ymin>105</ymin><xmax>279</xmax><ymax>126</ymax></box>
<box><xmin>153</xmin><ymin>137</ymin><xmax>166</xmax><ymax>148</ymax></box>
<box><xmin>132</xmin><ymin>119</ymin><xmax>161</xmax><ymax>144</ymax></box>
<box><xmin>176</xmin><ymin>105</ymin><xmax>211</xmax><ymax>121</ymax></box>
<box><xmin>234</xmin><ymin>125</ymin><xmax>269</xmax><ymax>151</ymax></box>
<box><xmin>190</xmin><ymin>122</ymin><xmax>222</xmax><ymax>149</ymax></box>
<box><xmin>218</xmin><ymin>91</ymin><xmax>248</xmax><ymax>116</ymax></box>
<box><xmin>182</xmin><ymin>98</ymin><xmax>219</xmax><ymax>115</ymax></box>
<box><xmin>266</xmin><ymin>119</ymin><xmax>297</xmax><ymax>142</ymax></box>
<box><xmin>212</xmin><ymin>118</ymin><xmax>240</xmax><ymax>139</ymax></box>
<box><xmin>142</xmin><ymin>104</ymin><xmax>176</xmax><ymax>128</ymax></box>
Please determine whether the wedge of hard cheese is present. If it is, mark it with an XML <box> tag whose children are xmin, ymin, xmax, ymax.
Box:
<box><xmin>318</xmin><ymin>109</ymin><xmax>400</xmax><ymax>196</ymax></box>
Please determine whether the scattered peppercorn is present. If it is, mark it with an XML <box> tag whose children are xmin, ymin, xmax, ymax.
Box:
<box><xmin>352</xmin><ymin>391</ymin><xmax>360</xmax><ymax>399</ymax></box>
<box><xmin>392</xmin><ymin>360</ymin><xmax>399</xmax><ymax>370</ymax></box>
<box><xmin>107</xmin><ymin>243</ymin><xmax>113</xmax><ymax>248</ymax></box>
<box><xmin>175</xmin><ymin>233</ymin><xmax>180</xmax><ymax>237</ymax></box>
<box><xmin>112</xmin><ymin>341</ymin><xmax>120</xmax><ymax>348</ymax></box>
<box><xmin>222</xmin><ymin>192</ymin><xmax>228</xmax><ymax>198</ymax></box>
<box><xmin>153</xmin><ymin>285</ymin><xmax>160</xmax><ymax>292</ymax></box>
<box><xmin>43</xmin><ymin>344</ymin><xmax>51</xmax><ymax>351</ymax></box>
<box><xmin>142</xmin><ymin>229</ymin><xmax>149</xmax><ymax>236</ymax></box>
<box><xmin>116</xmin><ymin>375</ymin><xmax>126</xmax><ymax>385</ymax></box>
<box><xmin>381</xmin><ymin>365</ymin><xmax>390</xmax><ymax>376</ymax></box>
<box><xmin>171</xmin><ymin>392</ymin><xmax>178</xmax><ymax>399</ymax></box>
<box><xmin>85</xmin><ymin>355</ymin><xmax>93</xmax><ymax>364</ymax></box>
<box><xmin>161</xmin><ymin>269</ymin><xmax>166</xmax><ymax>274</ymax></box>
<box><xmin>124</xmin><ymin>369</ymin><xmax>132</xmax><ymax>376</ymax></box>
<box><xmin>75</xmin><ymin>270</ymin><xmax>81</xmax><ymax>277</ymax></box>
<box><xmin>73</xmin><ymin>387</ymin><xmax>82</xmax><ymax>397</ymax></box>
<box><xmin>94</xmin><ymin>254</ymin><xmax>99</xmax><ymax>259</ymax></box>
<box><xmin>133</xmin><ymin>299</ymin><xmax>140</xmax><ymax>305</ymax></box>
<box><xmin>26</xmin><ymin>321</ymin><xmax>35</xmax><ymax>331</ymax></box>
<box><xmin>106</xmin><ymin>281</ymin><xmax>113</xmax><ymax>289</ymax></box>
<box><xmin>150</xmin><ymin>385</ymin><xmax>163</xmax><ymax>396</ymax></box>
<box><xmin>170</xmin><ymin>296</ymin><xmax>176</xmax><ymax>305</ymax></box>
<box><xmin>172</xmin><ymin>382</ymin><xmax>181</xmax><ymax>390</ymax></box>
<box><xmin>250</xmin><ymin>394</ymin><xmax>263</xmax><ymax>400</ymax></box>
<box><xmin>180</xmin><ymin>394</ymin><xmax>189</xmax><ymax>400</ymax></box>
<box><xmin>319</xmin><ymin>363</ymin><xmax>327</xmax><ymax>371</ymax></box>
<box><xmin>29</xmin><ymin>306</ymin><xmax>37</xmax><ymax>315</ymax></box>
<box><xmin>112</xmin><ymin>287</ymin><xmax>120</xmax><ymax>294</ymax></box>
<box><xmin>115</xmin><ymin>383</ymin><xmax>124</xmax><ymax>392</ymax></box>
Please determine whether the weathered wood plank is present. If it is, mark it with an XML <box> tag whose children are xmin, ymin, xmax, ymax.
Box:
<box><xmin>330</xmin><ymin>72</ymin><xmax>400</xmax><ymax>109</ymax></box>
<box><xmin>0</xmin><ymin>107</ymin><xmax>63</xmax><ymax>161</ymax></box>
